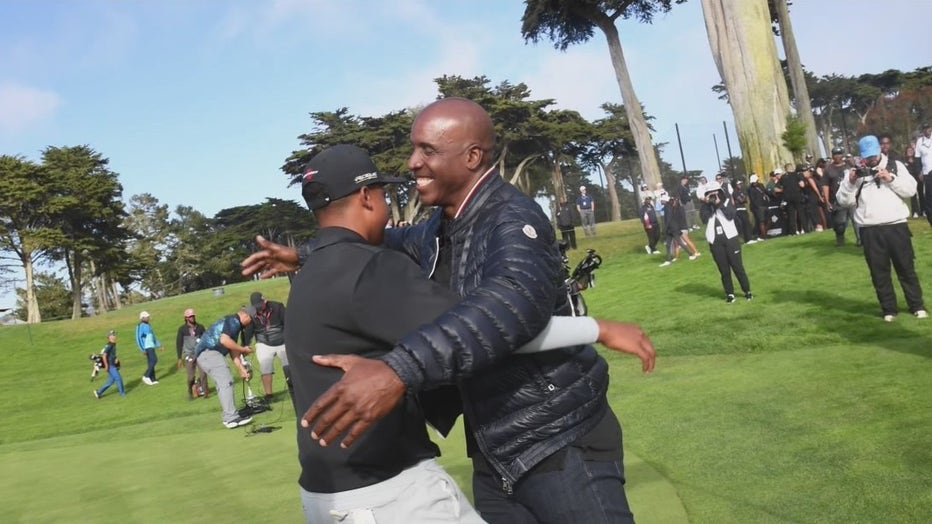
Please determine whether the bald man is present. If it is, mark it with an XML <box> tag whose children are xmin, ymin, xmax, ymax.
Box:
<box><xmin>252</xmin><ymin>98</ymin><xmax>637</xmax><ymax>523</ymax></box>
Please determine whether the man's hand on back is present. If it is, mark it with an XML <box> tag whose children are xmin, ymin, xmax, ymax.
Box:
<box><xmin>301</xmin><ymin>355</ymin><xmax>405</xmax><ymax>449</ymax></box>
<box><xmin>241</xmin><ymin>235</ymin><xmax>300</xmax><ymax>279</ymax></box>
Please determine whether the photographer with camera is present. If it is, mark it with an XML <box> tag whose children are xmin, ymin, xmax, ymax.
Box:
<box><xmin>194</xmin><ymin>307</ymin><xmax>257</xmax><ymax>428</ymax></box>
<box><xmin>835</xmin><ymin>135</ymin><xmax>927</xmax><ymax>322</ymax></box>
<box><xmin>700</xmin><ymin>181</ymin><xmax>753</xmax><ymax>303</ymax></box>
<box><xmin>176</xmin><ymin>308</ymin><xmax>208</xmax><ymax>400</ymax></box>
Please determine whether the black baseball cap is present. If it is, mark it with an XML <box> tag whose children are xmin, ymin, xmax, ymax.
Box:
<box><xmin>250</xmin><ymin>292</ymin><xmax>264</xmax><ymax>308</ymax></box>
<box><xmin>301</xmin><ymin>145</ymin><xmax>407</xmax><ymax>211</ymax></box>
<box><xmin>831</xmin><ymin>147</ymin><xmax>845</xmax><ymax>155</ymax></box>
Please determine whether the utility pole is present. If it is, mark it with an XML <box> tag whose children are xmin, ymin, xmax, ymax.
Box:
<box><xmin>723</xmin><ymin>121</ymin><xmax>736</xmax><ymax>179</ymax></box>
<box><xmin>675</xmin><ymin>123</ymin><xmax>688</xmax><ymax>178</ymax></box>
<box><xmin>713</xmin><ymin>133</ymin><xmax>722</xmax><ymax>170</ymax></box>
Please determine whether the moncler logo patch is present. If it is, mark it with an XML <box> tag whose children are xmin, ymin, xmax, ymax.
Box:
<box><xmin>522</xmin><ymin>225</ymin><xmax>537</xmax><ymax>239</ymax></box>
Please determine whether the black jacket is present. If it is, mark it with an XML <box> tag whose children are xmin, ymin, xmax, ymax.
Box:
<box><xmin>242</xmin><ymin>301</ymin><xmax>286</xmax><ymax>346</ymax></box>
<box><xmin>381</xmin><ymin>173</ymin><xmax>609</xmax><ymax>487</ymax></box>
<box><xmin>663</xmin><ymin>201</ymin><xmax>687</xmax><ymax>237</ymax></box>
<box><xmin>286</xmin><ymin>228</ymin><xmax>455</xmax><ymax>493</ymax></box>
<box><xmin>748</xmin><ymin>183</ymin><xmax>770</xmax><ymax>211</ymax></box>
<box><xmin>555</xmin><ymin>202</ymin><xmax>576</xmax><ymax>229</ymax></box>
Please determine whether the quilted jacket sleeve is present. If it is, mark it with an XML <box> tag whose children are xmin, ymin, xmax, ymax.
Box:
<box><xmin>379</xmin><ymin>205</ymin><xmax>560</xmax><ymax>392</ymax></box>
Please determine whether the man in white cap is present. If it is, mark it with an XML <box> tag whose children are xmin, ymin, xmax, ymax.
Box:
<box><xmin>135</xmin><ymin>311</ymin><xmax>163</xmax><ymax>385</ymax></box>
<box><xmin>576</xmin><ymin>185</ymin><xmax>596</xmax><ymax>236</ymax></box>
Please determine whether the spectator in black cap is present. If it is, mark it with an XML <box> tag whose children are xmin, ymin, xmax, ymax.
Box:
<box><xmin>242</xmin><ymin>291</ymin><xmax>290</xmax><ymax>402</ymax></box>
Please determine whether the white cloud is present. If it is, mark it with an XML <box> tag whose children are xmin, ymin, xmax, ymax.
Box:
<box><xmin>0</xmin><ymin>83</ymin><xmax>62</xmax><ymax>133</ymax></box>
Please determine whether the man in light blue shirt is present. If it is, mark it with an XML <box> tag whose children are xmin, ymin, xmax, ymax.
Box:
<box><xmin>135</xmin><ymin>311</ymin><xmax>162</xmax><ymax>385</ymax></box>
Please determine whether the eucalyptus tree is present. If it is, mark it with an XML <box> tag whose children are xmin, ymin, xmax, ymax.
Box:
<box><xmin>771</xmin><ymin>0</ymin><xmax>820</xmax><ymax>156</ymax></box>
<box><xmin>702</xmin><ymin>0</ymin><xmax>792</xmax><ymax>176</ymax></box>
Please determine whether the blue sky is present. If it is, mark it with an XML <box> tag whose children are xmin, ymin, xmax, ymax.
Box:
<box><xmin>1</xmin><ymin>0</ymin><xmax>930</xmax><ymax>304</ymax></box>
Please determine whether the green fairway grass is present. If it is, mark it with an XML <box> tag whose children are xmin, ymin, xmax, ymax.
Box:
<box><xmin>2</xmin><ymin>219</ymin><xmax>930</xmax><ymax>523</ymax></box>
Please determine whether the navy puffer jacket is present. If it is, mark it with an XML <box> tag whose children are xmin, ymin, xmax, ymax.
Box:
<box><xmin>381</xmin><ymin>173</ymin><xmax>609</xmax><ymax>487</ymax></box>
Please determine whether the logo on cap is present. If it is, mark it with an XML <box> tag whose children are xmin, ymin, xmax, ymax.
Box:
<box><xmin>354</xmin><ymin>172</ymin><xmax>379</xmax><ymax>184</ymax></box>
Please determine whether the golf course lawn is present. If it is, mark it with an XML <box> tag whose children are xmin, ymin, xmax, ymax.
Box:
<box><xmin>2</xmin><ymin>219</ymin><xmax>930</xmax><ymax>523</ymax></box>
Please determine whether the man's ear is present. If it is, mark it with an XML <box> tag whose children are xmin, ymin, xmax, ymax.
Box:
<box><xmin>464</xmin><ymin>145</ymin><xmax>484</xmax><ymax>170</ymax></box>
<box><xmin>359</xmin><ymin>186</ymin><xmax>378</xmax><ymax>210</ymax></box>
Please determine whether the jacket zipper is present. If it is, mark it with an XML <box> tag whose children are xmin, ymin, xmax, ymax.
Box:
<box><xmin>426</xmin><ymin>236</ymin><xmax>440</xmax><ymax>280</ymax></box>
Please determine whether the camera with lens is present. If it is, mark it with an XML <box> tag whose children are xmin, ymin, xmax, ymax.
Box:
<box><xmin>853</xmin><ymin>165</ymin><xmax>877</xmax><ymax>178</ymax></box>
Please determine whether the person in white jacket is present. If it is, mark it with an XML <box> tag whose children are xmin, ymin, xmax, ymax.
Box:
<box><xmin>915</xmin><ymin>124</ymin><xmax>932</xmax><ymax>225</ymax></box>
<box><xmin>836</xmin><ymin>135</ymin><xmax>927</xmax><ymax>322</ymax></box>
<box><xmin>700</xmin><ymin>181</ymin><xmax>752</xmax><ymax>303</ymax></box>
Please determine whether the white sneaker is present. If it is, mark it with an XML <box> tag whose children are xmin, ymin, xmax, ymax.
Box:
<box><xmin>915</xmin><ymin>310</ymin><xmax>929</xmax><ymax>319</ymax></box>
<box><xmin>746</xmin><ymin>239</ymin><xmax>758</xmax><ymax>245</ymax></box>
<box><xmin>150</xmin><ymin>379</ymin><xmax>159</xmax><ymax>385</ymax></box>
<box><xmin>141</xmin><ymin>376</ymin><xmax>152</xmax><ymax>385</ymax></box>
<box><xmin>652</xmin><ymin>250</ymin><xmax>661</xmax><ymax>255</ymax></box>
<box><xmin>645</xmin><ymin>245</ymin><xmax>652</xmax><ymax>254</ymax></box>
<box><xmin>883</xmin><ymin>314</ymin><xmax>896</xmax><ymax>322</ymax></box>
<box><xmin>659</xmin><ymin>261</ymin><xmax>672</xmax><ymax>267</ymax></box>
<box><xmin>689</xmin><ymin>253</ymin><xmax>700</xmax><ymax>260</ymax></box>
<box><xmin>224</xmin><ymin>416</ymin><xmax>253</xmax><ymax>429</ymax></box>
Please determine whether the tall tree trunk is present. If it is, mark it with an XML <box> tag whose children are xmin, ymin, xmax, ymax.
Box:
<box><xmin>773</xmin><ymin>0</ymin><xmax>821</xmax><ymax>157</ymax></box>
<box><xmin>403</xmin><ymin>189</ymin><xmax>422</xmax><ymax>223</ymax></box>
<box><xmin>387</xmin><ymin>190</ymin><xmax>401</xmax><ymax>224</ymax></box>
<box><xmin>816</xmin><ymin>108</ymin><xmax>834</xmax><ymax>154</ymax></box>
<box><xmin>496</xmin><ymin>143</ymin><xmax>510</xmax><ymax>180</ymax></box>
<box><xmin>551</xmin><ymin>158</ymin><xmax>566</xmax><ymax>203</ymax></box>
<box><xmin>110</xmin><ymin>279</ymin><xmax>123</xmax><ymax>310</ymax></box>
<box><xmin>509</xmin><ymin>154</ymin><xmax>543</xmax><ymax>190</ymax></box>
<box><xmin>22</xmin><ymin>253</ymin><xmax>41</xmax><ymax>323</ymax></box>
<box><xmin>600</xmin><ymin>161</ymin><xmax>622</xmax><ymax>222</ymax></box>
<box><xmin>89</xmin><ymin>259</ymin><xmax>108</xmax><ymax>314</ymax></box>
<box><xmin>65</xmin><ymin>249</ymin><xmax>83</xmax><ymax>320</ymax></box>
<box><xmin>595</xmin><ymin>20</ymin><xmax>663</xmax><ymax>192</ymax></box>
<box><xmin>702</xmin><ymin>0</ymin><xmax>792</xmax><ymax>178</ymax></box>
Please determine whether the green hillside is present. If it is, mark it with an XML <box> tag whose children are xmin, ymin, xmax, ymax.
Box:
<box><xmin>2</xmin><ymin>219</ymin><xmax>931</xmax><ymax>523</ymax></box>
